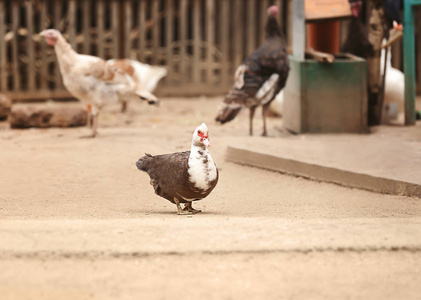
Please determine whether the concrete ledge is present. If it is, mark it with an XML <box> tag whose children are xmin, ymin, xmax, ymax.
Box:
<box><xmin>226</xmin><ymin>146</ymin><xmax>421</xmax><ymax>198</ymax></box>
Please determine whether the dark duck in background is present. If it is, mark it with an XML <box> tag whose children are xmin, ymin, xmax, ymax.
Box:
<box><xmin>215</xmin><ymin>5</ymin><xmax>290</xmax><ymax>136</ymax></box>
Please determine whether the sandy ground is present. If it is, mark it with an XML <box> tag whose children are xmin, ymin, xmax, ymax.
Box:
<box><xmin>1</xmin><ymin>97</ymin><xmax>421</xmax><ymax>299</ymax></box>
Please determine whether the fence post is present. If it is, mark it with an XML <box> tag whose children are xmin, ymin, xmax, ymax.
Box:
<box><xmin>12</xmin><ymin>1</ymin><xmax>20</xmax><ymax>91</ymax></box>
<box><xmin>403</xmin><ymin>0</ymin><xmax>418</xmax><ymax>125</ymax></box>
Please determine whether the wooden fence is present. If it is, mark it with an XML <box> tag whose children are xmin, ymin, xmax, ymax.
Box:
<box><xmin>0</xmin><ymin>0</ymin><xmax>290</xmax><ymax>100</ymax></box>
<box><xmin>0</xmin><ymin>0</ymin><xmax>419</xmax><ymax>101</ymax></box>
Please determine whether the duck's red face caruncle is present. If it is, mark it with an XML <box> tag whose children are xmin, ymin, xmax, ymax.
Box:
<box><xmin>197</xmin><ymin>129</ymin><xmax>210</xmax><ymax>147</ymax></box>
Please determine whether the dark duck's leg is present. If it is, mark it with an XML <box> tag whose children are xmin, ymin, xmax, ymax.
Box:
<box><xmin>261</xmin><ymin>102</ymin><xmax>270</xmax><ymax>136</ymax></box>
<box><xmin>173</xmin><ymin>197</ymin><xmax>192</xmax><ymax>215</ymax></box>
<box><xmin>183</xmin><ymin>202</ymin><xmax>201</xmax><ymax>214</ymax></box>
<box><xmin>249</xmin><ymin>106</ymin><xmax>256</xmax><ymax>136</ymax></box>
<box><xmin>121</xmin><ymin>101</ymin><xmax>128</xmax><ymax>113</ymax></box>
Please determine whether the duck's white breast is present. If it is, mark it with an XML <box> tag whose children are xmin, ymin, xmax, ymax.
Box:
<box><xmin>188</xmin><ymin>149</ymin><xmax>217</xmax><ymax>191</ymax></box>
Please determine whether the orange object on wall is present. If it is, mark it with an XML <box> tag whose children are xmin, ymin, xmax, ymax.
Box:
<box><xmin>307</xmin><ymin>21</ymin><xmax>340</xmax><ymax>54</ymax></box>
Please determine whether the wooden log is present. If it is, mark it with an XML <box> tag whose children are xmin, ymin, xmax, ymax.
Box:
<box><xmin>9</xmin><ymin>103</ymin><xmax>87</xmax><ymax>129</ymax></box>
<box><xmin>0</xmin><ymin>94</ymin><xmax>12</xmax><ymax>120</ymax></box>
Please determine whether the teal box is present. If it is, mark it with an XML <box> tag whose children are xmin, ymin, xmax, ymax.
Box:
<box><xmin>283</xmin><ymin>55</ymin><xmax>368</xmax><ymax>133</ymax></box>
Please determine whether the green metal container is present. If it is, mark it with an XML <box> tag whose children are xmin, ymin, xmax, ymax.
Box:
<box><xmin>283</xmin><ymin>54</ymin><xmax>368</xmax><ymax>133</ymax></box>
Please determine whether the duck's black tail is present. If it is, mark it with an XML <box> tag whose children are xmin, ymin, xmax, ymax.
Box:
<box><xmin>135</xmin><ymin>153</ymin><xmax>153</xmax><ymax>172</ymax></box>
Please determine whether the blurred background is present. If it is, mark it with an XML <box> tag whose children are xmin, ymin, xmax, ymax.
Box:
<box><xmin>0</xmin><ymin>0</ymin><xmax>419</xmax><ymax>101</ymax></box>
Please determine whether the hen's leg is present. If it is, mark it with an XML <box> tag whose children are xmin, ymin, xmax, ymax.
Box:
<box><xmin>90</xmin><ymin>113</ymin><xmax>99</xmax><ymax>137</ymax></box>
<box><xmin>86</xmin><ymin>104</ymin><xmax>93</xmax><ymax>128</ymax></box>
<box><xmin>262</xmin><ymin>102</ymin><xmax>270</xmax><ymax>137</ymax></box>
<box><xmin>174</xmin><ymin>198</ymin><xmax>192</xmax><ymax>215</ymax></box>
<box><xmin>89</xmin><ymin>106</ymin><xmax>100</xmax><ymax>137</ymax></box>
<box><xmin>183</xmin><ymin>202</ymin><xmax>201</xmax><ymax>214</ymax></box>
<box><xmin>249</xmin><ymin>106</ymin><xmax>256</xmax><ymax>136</ymax></box>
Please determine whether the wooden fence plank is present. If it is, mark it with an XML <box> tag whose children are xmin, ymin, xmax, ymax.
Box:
<box><xmin>12</xmin><ymin>1</ymin><xmax>20</xmax><ymax>91</ymax></box>
<box><xmin>54</xmin><ymin>0</ymin><xmax>63</xmax><ymax>88</ymax></box>
<box><xmin>207</xmin><ymin>0</ymin><xmax>215</xmax><ymax>83</ymax></box>
<box><xmin>138</xmin><ymin>0</ymin><xmax>146</xmax><ymax>62</ymax></box>
<box><xmin>246</xmin><ymin>0</ymin><xmax>255</xmax><ymax>55</ymax></box>
<box><xmin>0</xmin><ymin>1</ymin><xmax>7</xmax><ymax>91</ymax></box>
<box><xmin>260</xmin><ymin>0</ymin><xmax>268</xmax><ymax>45</ymax></box>
<box><xmin>165</xmin><ymin>0</ymin><xmax>173</xmax><ymax>84</ymax></box>
<box><xmin>417</xmin><ymin>10</ymin><xmax>421</xmax><ymax>91</ymax></box>
<box><xmin>233</xmin><ymin>0</ymin><xmax>243</xmax><ymax>69</ymax></box>
<box><xmin>274</xmin><ymin>0</ymin><xmax>282</xmax><ymax>33</ymax></box>
<box><xmin>179</xmin><ymin>0</ymin><xmax>187</xmax><ymax>84</ymax></box>
<box><xmin>68</xmin><ymin>0</ymin><xmax>76</xmax><ymax>49</ymax></box>
<box><xmin>83</xmin><ymin>0</ymin><xmax>90</xmax><ymax>54</ymax></box>
<box><xmin>151</xmin><ymin>0</ymin><xmax>159</xmax><ymax>64</ymax></box>
<box><xmin>111</xmin><ymin>0</ymin><xmax>120</xmax><ymax>58</ymax></box>
<box><xmin>391</xmin><ymin>41</ymin><xmax>402</xmax><ymax>70</ymax></box>
<box><xmin>193</xmin><ymin>0</ymin><xmax>201</xmax><ymax>83</ymax></box>
<box><xmin>26</xmin><ymin>1</ymin><xmax>36</xmax><ymax>91</ymax></box>
<box><xmin>39</xmin><ymin>1</ymin><xmax>48</xmax><ymax>90</ymax></box>
<box><xmin>124</xmin><ymin>0</ymin><xmax>132</xmax><ymax>58</ymax></box>
<box><xmin>287</xmin><ymin>0</ymin><xmax>293</xmax><ymax>49</ymax></box>
<box><xmin>220</xmin><ymin>0</ymin><xmax>230</xmax><ymax>84</ymax></box>
<box><xmin>97</xmin><ymin>0</ymin><xmax>105</xmax><ymax>59</ymax></box>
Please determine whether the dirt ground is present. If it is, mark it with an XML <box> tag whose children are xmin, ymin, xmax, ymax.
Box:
<box><xmin>1</xmin><ymin>97</ymin><xmax>421</xmax><ymax>299</ymax></box>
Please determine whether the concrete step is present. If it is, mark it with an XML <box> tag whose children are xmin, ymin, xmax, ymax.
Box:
<box><xmin>223</xmin><ymin>127</ymin><xmax>421</xmax><ymax>198</ymax></box>
<box><xmin>226</xmin><ymin>146</ymin><xmax>421</xmax><ymax>197</ymax></box>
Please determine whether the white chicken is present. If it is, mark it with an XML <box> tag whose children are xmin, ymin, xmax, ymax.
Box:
<box><xmin>381</xmin><ymin>45</ymin><xmax>404</xmax><ymax>125</ymax></box>
<box><xmin>40</xmin><ymin>29</ymin><xmax>159</xmax><ymax>137</ymax></box>
<box><xmin>107</xmin><ymin>59</ymin><xmax>167</xmax><ymax>112</ymax></box>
